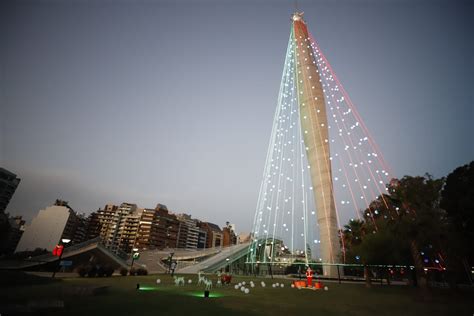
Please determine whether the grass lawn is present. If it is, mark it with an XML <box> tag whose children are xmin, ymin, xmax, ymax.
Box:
<box><xmin>1</xmin><ymin>272</ymin><xmax>472</xmax><ymax>315</ymax></box>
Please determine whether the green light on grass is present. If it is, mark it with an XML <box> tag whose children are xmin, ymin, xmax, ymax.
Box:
<box><xmin>187</xmin><ymin>291</ymin><xmax>224</xmax><ymax>298</ymax></box>
<box><xmin>138</xmin><ymin>286</ymin><xmax>160</xmax><ymax>291</ymax></box>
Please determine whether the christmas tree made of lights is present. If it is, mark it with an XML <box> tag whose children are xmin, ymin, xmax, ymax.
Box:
<box><xmin>248</xmin><ymin>12</ymin><xmax>393</xmax><ymax>278</ymax></box>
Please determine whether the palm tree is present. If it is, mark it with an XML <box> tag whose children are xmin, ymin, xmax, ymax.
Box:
<box><xmin>342</xmin><ymin>219</ymin><xmax>365</xmax><ymax>251</ymax></box>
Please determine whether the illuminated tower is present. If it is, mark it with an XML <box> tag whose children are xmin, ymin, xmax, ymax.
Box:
<box><xmin>292</xmin><ymin>12</ymin><xmax>340</xmax><ymax>277</ymax></box>
<box><xmin>250</xmin><ymin>11</ymin><xmax>392</xmax><ymax>279</ymax></box>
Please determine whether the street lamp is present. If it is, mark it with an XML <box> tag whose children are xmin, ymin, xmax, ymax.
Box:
<box><xmin>168</xmin><ymin>252</ymin><xmax>174</xmax><ymax>274</ymax></box>
<box><xmin>130</xmin><ymin>248</ymin><xmax>140</xmax><ymax>274</ymax></box>
<box><xmin>52</xmin><ymin>238</ymin><xmax>71</xmax><ymax>278</ymax></box>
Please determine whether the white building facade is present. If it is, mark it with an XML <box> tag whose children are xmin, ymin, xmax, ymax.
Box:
<box><xmin>15</xmin><ymin>205</ymin><xmax>71</xmax><ymax>252</ymax></box>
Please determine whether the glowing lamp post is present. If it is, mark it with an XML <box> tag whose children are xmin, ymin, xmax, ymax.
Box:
<box><xmin>130</xmin><ymin>248</ymin><xmax>140</xmax><ymax>274</ymax></box>
<box><xmin>168</xmin><ymin>252</ymin><xmax>174</xmax><ymax>274</ymax></box>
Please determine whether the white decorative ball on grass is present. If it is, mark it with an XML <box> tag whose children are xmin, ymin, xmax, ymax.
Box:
<box><xmin>281</xmin><ymin>284</ymin><xmax>284</xmax><ymax>288</ymax></box>
<box><xmin>188</xmin><ymin>279</ymin><xmax>192</xmax><ymax>284</ymax></box>
<box><xmin>241</xmin><ymin>287</ymin><xmax>246</xmax><ymax>292</ymax></box>
<box><xmin>156</xmin><ymin>279</ymin><xmax>161</xmax><ymax>284</ymax></box>
<box><xmin>291</xmin><ymin>284</ymin><xmax>295</xmax><ymax>288</ymax></box>
<box><xmin>261</xmin><ymin>282</ymin><xmax>266</xmax><ymax>288</ymax></box>
<box><xmin>244</xmin><ymin>288</ymin><xmax>250</xmax><ymax>294</ymax></box>
<box><xmin>242</xmin><ymin>281</ymin><xmax>246</xmax><ymax>285</ymax></box>
<box><xmin>272</xmin><ymin>284</ymin><xmax>276</xmax><ymax>288</ymax></box>
<box><xmin>276</xmin><ymin>283</ymin><xmax>279</xmax><ymax>287</ymax></box>
<box><xmin>238</xmin><ymin>283</ymin><xmax>242</xmax><ymax>287</ymax></box>
<box><xmin>234</xmin><ymin>285</ymin><xmax>239</xmax><ymax>290</ymax></box>
<box><xmin>324</xmin><ymin>286</ymin><xmax>328</xmax><ymax>291</ymax></box>
<box><xmin>251</xmin><ymin>283</ymin><xmax>255</xmax><ymax>288</ymax></box>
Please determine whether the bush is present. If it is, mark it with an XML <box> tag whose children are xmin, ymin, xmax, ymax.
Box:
<box><xmin>120</xmin><ymin>268</ymin><xmax>128</xmax><ymax>276</ymax></box>
<box><xmin>76</xmin><ymin>264</ymin><xmax>114</xmax><ymax>278</ymax></box>
<box><xmin>104</xmin><ymin>265</ymin><xmax>114</xmax><ymax>277</ymax></box>
<box><xmin>137</xmin><ymin>267</ymin><xmax>148</xmax><ymax>276</ymax></box>
<box><xmin>77</xmin><ymin>265</ymin><xmax>88</xmax><ymax>277</ymax></box>
<box><xmin>87</xmin><ymin>265</ymin><xmax>98</xmax><ymax>278</ymax></box>
<box><xmin>97</xmin><ymin>265</ymin><xmax>106</xmax><ymax>277</ymax></box>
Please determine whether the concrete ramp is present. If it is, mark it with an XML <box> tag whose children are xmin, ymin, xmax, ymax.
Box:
<box><xmin>178</xmin><ymin>242</ymin><xmax>250</xmax><ymax>274</ymax></box>
<box><xmin>2</xmin><ymin>238</ymin><xmax>128</xmax><ymax>270</ymax></box>
<box><xmin>132</xmin><ymin>247</ymin><xmax>224</xmax><ymax>274</ymax></box>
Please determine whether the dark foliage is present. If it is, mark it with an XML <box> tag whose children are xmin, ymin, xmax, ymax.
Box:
<box><xmin>136</xmin><ymin>267</ymin><xmax>148</xmax><ymax>275</ymax></box>
<box><xmin>119</xmin><ymin>268</ymin><xmax>128</xmax><ymax>276</ymax></box>
<box><xmin>440</xmin><ymin>161</ymin><xmax>474</xmax><ymax>263</ymax></box>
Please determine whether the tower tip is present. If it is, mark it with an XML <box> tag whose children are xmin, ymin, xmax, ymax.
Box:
<box><xmin>292</xmin><ymin>12</ymin><xmax>304</xmax><ymax>22</ymax></box>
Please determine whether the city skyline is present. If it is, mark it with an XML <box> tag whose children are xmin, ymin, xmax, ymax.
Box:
<box><xmin>2</xmin><ymin>0</ymin><xmax>472</xmax><ymax>232</ymax></box>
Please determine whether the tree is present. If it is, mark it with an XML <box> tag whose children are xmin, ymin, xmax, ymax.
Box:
<box><xmin>387</xmin><ymin>175</ymin><xmax>446</xmax><ymax>289</ymax></box>
<box><xmin>352</xmin><ymin>220</ymin><xmax>407</xmax><ymax>287</ymax></box>
<box><xmin>341</xmin><ymin>219</ymin><xmax>365</xmax><ymax>264</ymax></box>
<box><xmin>342</xmin><ymin>219</ymin><xmax>365</xmax><ymax>247</ymax></box>
<box><xmin>342</xmin><ymin>174</ymin><xmax>446</xmax><ymax>289</ymax></box>
<box><xmin>440</xmin><ymin>161</ymin><xmax>474</xmax><ymax>284</ymax></box>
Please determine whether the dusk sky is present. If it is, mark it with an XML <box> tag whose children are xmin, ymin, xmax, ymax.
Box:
<box><xmin>1</xmin><ymin>0</ymin><xmax>472</xmax><ymax>232</ymax></box>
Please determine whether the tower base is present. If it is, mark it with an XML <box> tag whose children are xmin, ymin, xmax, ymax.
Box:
<box><xmin>322</xmin><ymin>265</ymin><xmax>343</xmax><ymax>279</ymax></box>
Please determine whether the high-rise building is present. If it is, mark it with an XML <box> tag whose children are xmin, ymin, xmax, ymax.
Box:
<box><xmin>53</xmin><ymin>200</ymin><xmax>87</xmax><ymax>244</ymax></box>
<box><xmin>101</xmin><ymin>203</ymin><xmax>138</xmax><ymax>254</ymax></box>
<box><xmin>15</xmin><ymin>201</ymin><xmax>85</xmax><ymax>253</ymax></box>
<box><xmin>83</xmin><ymin>203</ymin><xmax>141</xmax><ymax>254</ymax></box>
<box><xmin>11</xmin><ymin>196</ymin><xmax>238</xmax><ymax>255</ymax></box>
<box><xmin>86</xmin><ymin>203</ymin><xmax>182</xmax><ymax>253</ymax></box>
<box><xmin>237</xmin><ymin>232</ymin><xmax>251</xmax><ymax>244</ymax></box>
<box><xmin>82</xmin><ymin>204</ymin><xmax>118</xmax><ymax>241</ymax></box>
<box><xmin>222</xmin><ymin>222</ymin><xmax>237</xmax><ymax>247</ymax></box>
<box><xmin>176</xmin><ymin>214</ymin><xmax>200</xmax><ymax>249</ymax></box>
<box><xmin>153</xmin><ymin>204</ymin><xmax>180</xmax><ymax>249</ymax></box>
<box><xmin>135</xmin><ymin>208</ymin><xmax>195</xmax><ymax>251</ymax></box>
<box><xmin>84</xmin><ymin>211</ymin><xmax>101</xmax><ymax>240</ymax></box>
<box><xmin>0</xmin><ymin>168</ymin><xmax>21</xmax><ymax>214</ymax></box>
<box><xmin>0</xmin><ymin>215</ymin><xmax>25</xmax><ymax>255</ymax></box>
<box><xmin>116</xmin><ymin>210</ymin><xmax>141</xmax><ymax>254</ymax></box>
<box><xmin>98</xmin><ymin>204</ymin><xmax>119</xmax><ymax>240</ymax></box>
<box><xmin>197</xmin><ymin>228</ymin><xmax>207</xmax><ymax>249</ymax></box>
<box><xmin>199</xmin><ymin>222</ymin><xmax>223</xmax><ymax>248</ymax></box>
<box><xmin>135</xmin><ymin>208</ymin><xmax>159</xmax><ymax>250</ymax></box>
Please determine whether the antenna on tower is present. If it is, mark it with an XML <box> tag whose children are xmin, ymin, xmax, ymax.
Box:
<box><xmin>292</xmin><ymin>2</ymin><xmax>304</xmax><ymax>23</ymax></box>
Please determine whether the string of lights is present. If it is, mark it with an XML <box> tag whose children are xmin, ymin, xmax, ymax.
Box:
<box><xmin>248</xmin><ymin>14</ymin><xmax>394</xmax><ymax>268</ymax></box>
